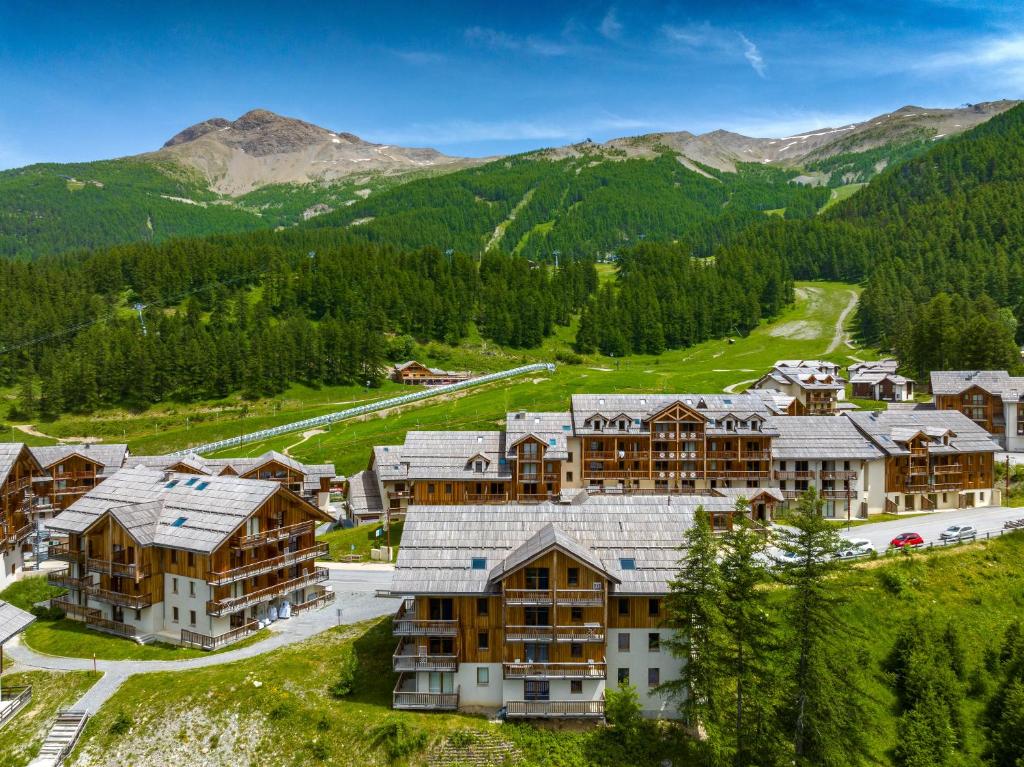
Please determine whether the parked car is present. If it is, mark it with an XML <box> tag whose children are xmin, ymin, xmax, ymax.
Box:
<box><xmin>939</xmin><ymin>524</ymin><xmax>977</xmax><ymax>542</ymax></box>
<box><xmin>890</xmin><ymin>532</ymin><xmax>925</xmax><ymax>548</ymax></box>
<box><xmin>835</xmin><ymin>538</ymin><xmax>876</xmax><ymax>559</ymax></box>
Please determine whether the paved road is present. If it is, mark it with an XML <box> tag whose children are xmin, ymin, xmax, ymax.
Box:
<box><xmin>8</xmin><ymin>564</ymin><xmax>399</xmax><ymax>714</ymax></box>
<box><xmin>802</xmin><ymin>505</ymin><xmax>1024</xmax><ymax>551</ymax></box>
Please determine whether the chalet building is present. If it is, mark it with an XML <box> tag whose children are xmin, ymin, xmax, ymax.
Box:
<box><xmin>353</xmin><ymin>393</ymin><xmax>1003</xmax><ymax>522</ymax></box>
<box><xmin>389</xmin><ymin>498</ymin><xmax>755</xmax><ymax>719</ymax></box>
<box><xmin>751</xmin><ymin>362</ymin><xmax>846</xmax><ymax>415</ymax></box>
<box><xmin>0</xmin><ymin>600</ymin><xmax>35</xmax><ymax>729</ymax></box>
<box><xmin>46</xmin><ymin>466</ymin><xmax>334</xmax><ymax>647</ymax></box>
<box><xmin>930</xmin><ymin>370</ymin><xmax>1024</xmax><ymax>451</ymax></box>
<box><xmin>771</xmin><ymin>417</ymin><xmax>882</xmax><ymax>519</ymax></box>
<box><xmin>849</xmin><ymin>369</ymin><xmax>914</xmax><ymax>402</ymax></box>
<box><xmin>391</xmin><ymin>361</ymin><xmax>473</xmax><ymax>387</ymax></box>
<box><xmin>28</xmin><ymin>444</ymin><xmax>129</xmax><ymax>514</ymax></box>
<box><xmin>846</xmin><ymin>410</ymin><xmax>1001</xmax><ymax>513</ymax></box>
<box><xmin>129</xmin><ymin>451</ymin><xmax>338</xmax><ymax>511</ymax></box>
<box><xmin>0</xmin><ymin>444</ymin><xmax>45</xmax><ymax>588</ymax></box>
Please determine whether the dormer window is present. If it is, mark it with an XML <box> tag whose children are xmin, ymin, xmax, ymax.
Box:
<box><xmin>474</xmin><ymin>460</ymin><xmax>484</xmax><ymax>473</ymax></box>
<box><xmin>751</xmin><ymin>421</ymin><xmax>760</xmax><ymax>432</ymax></box>
<box><xmin>618</xmin><ymin>419</ymin><xmax>627</xmax><ymax>430</ymax></box>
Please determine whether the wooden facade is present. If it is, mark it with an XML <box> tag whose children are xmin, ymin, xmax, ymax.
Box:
<box><xmin>510</xmin><ymin>436</ymin><xmax>562</xmax><ymax>502</ymax></box>
<box><xmin>936</xmin><ymin>387</ymin><xmax>1004</xmax><ymax>435</ymax></box>
<box><xmin>1</xmin><ymin>446</ymin><xmax>39</xmax><ymax>560</ymax></box>
<box><xmin>37</xmin><ymin>453</ymin><xmax>106</xmax><ymax>511</ymax></box>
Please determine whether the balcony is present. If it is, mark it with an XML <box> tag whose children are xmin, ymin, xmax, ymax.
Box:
<box><xmin>705</xmin><ymin>451</ymin><xmax>739</xmax><ymax>460</ymax></box>
<box><xmin>504</xmin><ymin>661</ymin><xmax>606</xmax><ymax>679</ymax></box>
<box><xmin>85</xmin><ymin>557</ymin><xmax>149</xmax><ymax>580</ymax></box>
<box><xmin>464</xmin><ymin>493</ymin><xmax>508</xmax><ymax>503</ymax></box>
<box><xmin>291</xmin><ymin>589</ymin><xmax>336</xmax><ymax>616</ymax></box>
<box><xmin>583</xmin><ymin>451</ymin><xmax>618</xmax><ymax>460</ymax></box>
<box><xmin>387</xmin><ymin>490</ymin><xmax>413</xmax><ymax>499</ymax></box>
<box><xmin>0</xmin><ymin>685</ymin><xmax>32</xmax><ymax>730</ymax></box>
<box><xmin>392</xmin><ymin>599</ymin><xmax>458</xmax><ymax>636</ymax></box>
<box><xmin>556</xmin><ymin>588</ymin><xmax>604</xmax><ymax>606</ymax></box>
<box><xmin>505</xmin><ymin>699</ymin><xmax>605</xmax><ymax>718</ymax></box>
<box><xmin>52</xmin><ymin>598</ymin><xmax>100</xmax><ymax>621</ymax></box>
<box><xmin>542</xmin><ymin>473</ymin><xmax>561</xmax><ymax>483</ymax></box>
<box><xmin>820</xmin><ymin>471</ymin><xmax>858</xmax><ymax>480</ymax></box>
<box><xmin>85</xmin><ymin>586</ymin><xmax>153</xmax><ymax>610</ymax></box>
<box><xmin>707</xmin><ymin>470</ymin><xmax>772</xmax><ymax>479</ymax></box>
<box><xmin>233</xmin><ymin>520</ymin><xmax>315</xmax><ymax>551</ymax></box>
<box><xmin>775</xmin><ymin>471</ymin><xmax>816</xmax><ymax>480</ymax></box>
<box><xmin>47</xmin><ymin>543</ymin><xmax>81</xmax><ymax>563</ymax></box>
<box><xmin>181</xmin><ymin>621</ymin><xmax>260</xmax><ymax>651</ymax></box>
<box><xmin>821</xmin><ymin>489</ymin><xmax>855</xmax><ymax>500</ymax></box>
<box><xmin>206</xmin><ymin>567</ymin><xmax>329</xmax><ymax>617</ymax></box>
<box><xmin>933</xmin><ymin>465</ymin><xmax>963</xmax><ymax>476</ymax></box>
<box><xmin>517</xmin><ymin>493</ymin><xmax>555</xmax><ymax>504</ymax></box>
<box><xmin>392</xmin><ymin>640</ymin><xmax>458</xmax><ymax>672</ymax></box>
<box><xmin>582</xmin><ymin>470</ymin><xmax>649</xmax><ymax>479</ymax></box>
<box><xmin>3</xmin><ymin>476</ymin><xmax>31</xmax><ymax>494</ymax></box>
<box><xmin>47</xmin><ymin>569</ymin><xmax>90</xmax><ymax>590</ymax></box>
<box><xmin>392</xmin><ymin>673</ymin><xmax>459</xmax><ymax>710</ymax></box>
<box><xmin>505</xmin><ymin>625</ymin><xmax>605</xmax><ymax>643</ymax></box>
<box><xmin>504</xmin><ymin>589</ymin><xmax>553</xmax><ymax>605</ymax></box>
<box><xmin>739</xmin><ymin>451</ymin><xmax>773</xmax><ymax>461</ymax></box>
<box><xmin>206</xmin><ymin>542</ymin><xmax>329</xmax><ymax>586</ymax></box>
<box><xmin>85</xmin><ymin>614</ymin><xmax>137</xmax><ymax>638</ymax></box>
<box><xmin>4</xmin><ymin>521</ymin><xmax>33</xmax><ymax>545</ymax></box>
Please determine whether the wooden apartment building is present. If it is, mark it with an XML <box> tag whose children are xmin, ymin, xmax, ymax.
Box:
<box><xmin>390</xmin><ymin>361</ymin><xmax>473</xmax><ymax>387</ymax></box>
<box><xmin>47</xmin><ymin>466</ymin><xmax>334</xmax><ymax>648</ymax></box>
<box><xmin>848</xmin><ymin>360</ymin><xmax>914</xmax><ymax>402</ymax></box>
<box><xmin>751</xmin><ymin>361</ymin><xmax>846</xmax><ymax>415</ymax></box>
<box><xmin>29</xmin><ymin>444</ymin><xmax>128</xmax><ymax>514</ymax></box>
<box><xmin>930</xmin><ymin>370</ymin><xmax>1024</xmax><ymax>451</ymax></box>
<box><xmin>0</xmin><ymin>444</ymin><xmax>45</xmax><ymax>589</ymax></box>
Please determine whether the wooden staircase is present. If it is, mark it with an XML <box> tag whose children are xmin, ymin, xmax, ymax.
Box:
<box><xmin>28</xmin><ymin>710</ymin><xmax>89</xmax><ymax>767</ymax></box>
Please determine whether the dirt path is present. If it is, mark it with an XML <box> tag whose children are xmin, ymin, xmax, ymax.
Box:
<box><xmin>826</xmin><ymin>290</ymin><xmax>859</xmax><ymax>354</ymax></box>
<box><xmin>282</xmin><ymin>428</ymin><xmax>326</xmax><ymax>457</ymax></box>
<box><xmin>11</xmin><ymin>424</ymin><xmax>100</xmax><ymax>444</ymax></box>
<box><xmin>723</xmin><ymin>378</ymin><xmax>758</xmax><ymax>394</ymax></box>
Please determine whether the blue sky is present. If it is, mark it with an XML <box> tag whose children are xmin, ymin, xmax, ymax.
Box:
<box><xmin>1</xmin><ymin>0</ymin><xmax>1023</xmax><ymax>168</ymax></box>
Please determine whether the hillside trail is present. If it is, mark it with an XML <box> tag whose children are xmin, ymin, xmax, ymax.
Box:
<box><xmin>826</xmin><ymin>289</ymin><xmax>859</xmax><ymax>354</ymax></box>
<box><xmin>283</xmin><ymin>428</ymin><xmax>326</xmax><ymax>456</ymax></box>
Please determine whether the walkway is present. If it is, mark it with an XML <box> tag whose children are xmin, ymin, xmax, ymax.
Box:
<box><xmin>825</xmin><ymin>289</ymin><xmax>858</xmax><ymax>354</ymax></box>
<box><xmin>8</xmin><ymin>565</ymin><xmax>398</xmax><ymax>714</ymax></box>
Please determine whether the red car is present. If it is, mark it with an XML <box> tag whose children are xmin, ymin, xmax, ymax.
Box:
<box><xmin>890</xmin><ymin>532</ymin><xmax>924</xmax><ymax>548</ymax></box>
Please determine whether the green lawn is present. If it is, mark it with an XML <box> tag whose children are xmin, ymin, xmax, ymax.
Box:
<box><xmin>0</xmin><ymin>670</ymin><xmax>100</xmax><ymax>767</ymax></box>
<box><xmin>0</xmin><ymin>575</ymin><xmax>65</xmax><ymax>611</ymax></box>
<box><xmin>21</xmin><ymin>618</ymin><xmax>270</xmax><ymax>662</ymax></box>
<box><xmin>60</xmin><ymin>533</ymin><xmax>1024</xmax><ymax>767</ymax></box>
<box><xmin>319</xmin><ymin>522</ymin><xmax>404</xmax><ymax>561</ymax></box>
<box><xmin>819</xmin><ymin>182</ymin><xmax>868</xmax><ymax>212</ymax></box>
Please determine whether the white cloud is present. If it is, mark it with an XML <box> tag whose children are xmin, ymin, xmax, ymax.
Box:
<box><xmin>738</xmin><ymin>33</ymin><xmax>766</xmax><ymax>78</ymax></box>
<box><xmin>599</xmin><ymin>8</ymin><xmax>623</xmax><ymax>40</ymax></box>
<box><xmin>464</xmin><ymin>26</ymin><xmax>570</xmax><ymax>57</ymax></box>
<box><xmin>663</xmin><ymin>23</ymin><xmax>768</xmax><ymax>78</ymax></box>
<box><xmin>915</xmin><ymin>32</ymin><xmax>1024</xmax><ymax>85</ymax></box>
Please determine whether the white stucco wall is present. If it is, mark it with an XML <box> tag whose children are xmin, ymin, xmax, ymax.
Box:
<box><xmin>162</xmin><ymin>574</ymin><xmax>215</xmax><ymax>635</ymax></box>
<box><xmin>606</xmin><ymin>628</ymin><xmax>683</xmax><ymax>717</ymax></box>
<box><xmin>449</xmin><ymin>663</ymin><xmax>504</xmax><ymax>707</ymax></box>
<box><xmin>0</xmin><ymin>547</ymin><xmax>24</xmax><ymax>590</ymax></box>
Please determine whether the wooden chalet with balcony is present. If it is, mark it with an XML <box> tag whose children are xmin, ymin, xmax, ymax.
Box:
<box><xmin>930</xmin><ymin>370</ymin><xmax>1024</xmax><ymax>451</ymax></box>
<box><xmin>848</xmin><ymin>360</ymin><xmax>914</xmax><ymax>402</ymax></box>
<box><xmin>847</xmin><ymin>410</ymin><xmax>1001</xmax><ymax>513</ymax></box>
<box><xmin>390</xmin><ymin>361</ymin><xmax>473</xmax><ymax>387</ymax></box>
<box><xmin>29</xmin><ymin>443</ymin><xmax>128</xmax><ymax>515</ymax></box>
<box><xmin>46</xmin><ymin>466</ymin><xmax>334</xmax><ymax>647</ymax></box>
<box><xmin>0</xmin><ymin>444</ymin><xmax>46</xmax><ymax>589</ymax></box>
<box><xmin>751</xmin><ymin>362</ymin><xmax>846</xmax><ymax>415</ymax></box>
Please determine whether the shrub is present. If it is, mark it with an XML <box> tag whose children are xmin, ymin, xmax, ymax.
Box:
<box><xmin>308</xmin><ymin>741</ymin><xmax>330</xmax><ymax>761</ymax></box>
<box><xmin>555</xmin><ymin>350</ymin><xmax>584</xmax><ymax>365</ymax></box>
<box><xmin>108</xmin><ymin>710</ymin><xmax>133</xmax><ymax>736</ymax></box>
<box><xmin>330</xmin><ymin>645</ymin><xmax>358</xmax><ymax>698</ymax></box>
<box><xmin>878</xmin><ymin>567</ymin><xmax>910</xmax><ymax>596</ymax></box>
<box><xmin>605</xmin><ymin>682</ymin><xmax>643</xmax><ymax>741</ymax></box>
<box><xmin>30</xmin><ymin>604</ymin><xmax>66</xmax><ymax>620</ymax></box>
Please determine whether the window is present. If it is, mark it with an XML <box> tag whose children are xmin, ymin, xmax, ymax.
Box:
<box><xmin>477</xmin><ymin>667</ymin><xmax>489</xmax><ymax>686</ymax></box>
<box><xmin>170</xmin><ymin>550</ymin><xmax>177</xmax><ymax>565</ymax></box>
<box><xmin>189</xmin><ymin>610</ymin><xmax>196</xmax><ymax>626</ymax></box>
<box><xmin>618</xmin><ymin>598</ymin><xmax>630</xmax><ymax>616</ymax></box>
<box><xmin>171</xmin><ymin>516</ymin><xmax>188</xmax><ymax>528</ymax></box>
<box><xmin>571</xmin><ymin>642</ymin><xmax>583</xmax><ymax>658</ymax></box>
<box><xmin>187</xmin><ymin>552</ymin><xmax>195</xmax><ymax>568</ymax></box>
<box><xmin>648</xmin><ymin>668</ymin><xmax>660</xmax><ymax>688</ymax></box>
<box><xmin>172</xmin><ymin>577</ymin><xmax>178</xmax><ymax>594</ymax></box>
<box><xmin>570</xmin><ymin>680</ymin><xmax>583</xmax><ymax>694</ymax></box>
<box><xmin>185</xmin><ymin>477</ymin><xmax>199</xmax><ymax>486</ymax></box>
<box><xmin>189</xmin><ymin>581</ymin><xmax>195</xmax><ymax>598</ymax></box>
<box><xmin>524</xmin><ymin>606</ymin><xmax>549</xmax><ymax>626</ymax></box>
<box><xmin>617</xmin><ymin>668</ymin><xmax>630</xmax><ymax>684</ymax></box>
<box><xmin>566</xmin><ymin>471</ymin><xmax>573</xmax><ymax>482</ymax></box>
<box><xmin>445</xmin><ymin>483</ymin><xmax>453</xmax><ymax>494</ymax></box>
<box><xmin>648</xmin><ymin>632</ymin><xmax>661</xmax><ymax>652</ymax></box>
<box><xmin>567</xmin><ymin>452</ymin><xmax>574</xmax><ymax>462</ymax></box>
<box><xmin>618</xmin><ymin>633</ymin><xmax>630</xmax><ymax>652</ymax></box>
<box><xmin>478</xmin><ymin>631</ymin><xmax>489</xmax><ymax>651</ymax></box>
<box><xmin>525</xmin><ymin>680</ymin><xmax>550</xmax><ymax>701</ymax></box>
<box><xmin>477</xmin><ymin>598</ymin><xmax>489</xmax><ymax>616</ymax></box>
<box><xmin>619</xmin><ymin>558</ymin><xmax>636</xmax><ymax>570</ymax></box>
<box><xmin>172</xmin><ymin>607</ymin><xmax>179</xmax><ymax>623</ymax></box>
<box><xmin>567</xmin><ymin>567</ymin><xmax>579</xmax><ymax>587</ymax></box>
<box><xmin>648</xmin><ymin>598</ymin><xmax>661</xmax><ymax>617</ymax></box>
<box><xmin>427</xmin><ymin>483</ymin><xmax>436</xmax><ymax>494</ymax></box>
<box><xmin>474</xmin><ymin>461</ymin><xmax>483</xmax><ymax>473</ymax></box>
<box><xmin>471</xmin><ymin>558</ymin><xmax>487</xmax><ymax>570</ymax></box>
<box><xmin>525</xmin><ymin>567</ymin><xmax>549</xmax><ymax>589</ymax></box>
<box><xmin>571</xmin><ymin>606</ymin><xmax>583</xmax><ymax>622</ymax></box>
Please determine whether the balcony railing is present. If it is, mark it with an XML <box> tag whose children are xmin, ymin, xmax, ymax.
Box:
<box><xmin>206</xmin><ymin>542</ymin><xmax>329</xmax><ymax>586</ymax></box>
<box><xmin>387</xmin><ymin>490</ymin><xmax>413</xmax><ymax>499</ymax></box>
<box><xmin>555</xmin><ymin>588</ymin><xmax>604</xmax><ymax>606</ymax></box>
<box><xmin>85</xmin><ymin>586</ymin><xmax>153</xmax><ymax>610</ymax></box>
<box><xmin>705</xmin><ymin>451</ymin><xmax>739</xmax><ymax>460</ymax></box>
<box><xmin>52</xmin><ymin>598</ymin><xmax>100</xmax><ymax>621</ymax></box>
<box><xmin>582</xmin><ymin>470</ymin><xmax>649</xmax><ymax>479</ymax></box>
<box><xmin>392</xmin><ymin>673</ymin><xmax>459</xmax><ymax>710</ymax></box>
<box><xmin>291</xmin><ymin>589</ymin><xmax>336</xmax><ymax>615</ymax></box>
<box><xmin>517</xmin><ymin>493</ymin><xmax>555</xmax><ymax>504</ymax></box>
<box><xmin>233</xmin><ymin>520</ymin><xmax>314</xmax><ymax>550</ymax></box>
<box><xmin>933</xmin><ymin>465</ymin><xmax>963</xmax><ymax>475</ymax></box>
<box><xmin>503</xmin><ymin>661</ymin><xmax>606</xmax><ymax>679</ymax></box>
<box><xmin>821</xmin><ymin>489</ymin><xmax>855</xmax><ymax>500</ymax></box>
<box><xmin>85</xmin><ymin>615</ymin><xmax>137</xmax><ymax>638</ymax></box>
<box><xmin>506</xmin><ymin>699</ymin><xmax>605</xmax><ymax>718</ymax></box>
<box><xmin>85</xmin><ymin>557</ymin><xmax>149</xmax><ymax>580</ymax></box>
<box><xmin>47</xmin><ymin>569</ymin><xmax>90</xmax><ymax>590</ymax></box>
<box><xmin>707</xmin><ymin>470</ymin><xmax>772</xmax><ymax>479</ymax></box>
<box><xmin>3</xmin><ymin>476</ymin><xmax>31</xmax><ymax>494</ymax></box>
<box><xmin>0</xmin><ymin>685</ymin><xmax>32</xmax><ymax>730</ymax></box>
<box><xmin>820</xmin><ymin>471</ymin><xmax>858</xmax><ymax>480</ymax></box>
<box><xmin>505</xmin><ymin>625</ymin><xmax>605</xmax><ymax>643</ymax></box>
<box><xmin>392</xmin><ymin>640</ymin><xmax>459</xmax><ymax>672</ymax></box>
<box><xmin>464</xmin><ymin>493</ymin><xmax>509</xmax><ymax>503</ymax></box>
<box><xmin>583</xmin><ymin>451</ymin><xmax>618</xmax><ymax>460</ymax></box>
<box><xmin>542</xmin><ymin>473</ymin><xmax>561</xmax><ymax>483</ymax></box>
<box><xmin>504</xmin><ymin>589</ymin><xmax>553</xmax><ymax>605</ymax></box>
<box><xmin>5</xmin><ymin>522</ymin><xmax>33</xmax><ymax>545</ymax></box>
<box><xmin>206</xmin><ymin>567</ymin><xmax>329</xmax><ymax>617</ymax></box>
<box><xmin>775</xmin><ymin>471</ymin><xmax>816</xmax><ymax>480</ymax></box>
<box><xmin>47</xmin><ymin>543</ymin><xmax>81</xmax><ymax>563</ymax></box>
<box><xmin>180</xmin><ymin>621</ymin><xmax>260</xmax><ymax>651</ymax></box>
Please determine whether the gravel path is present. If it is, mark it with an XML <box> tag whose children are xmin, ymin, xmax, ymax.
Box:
<box><xmin>826</xmin><ymin>289</ymin><xmax>858</xmax><ymax>354</ymax></box>
<box><xmin>8</xmin><ymin>565</ymin><xmax>398</xmax><ymax>714</ymax></box>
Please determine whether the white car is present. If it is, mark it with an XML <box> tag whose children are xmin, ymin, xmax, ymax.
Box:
<box><xmin>835</xmin><ymin>538</ymin><xmax>876</xmax><ymax>559</ymax></box>
<box><xmin>939</xmin><ymin>524</ymin><xmax>977</xmax><ymax>542</ymax></box>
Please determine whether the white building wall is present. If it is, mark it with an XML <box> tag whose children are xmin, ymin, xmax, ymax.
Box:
<box><xmin>1005</xmin><ymin>404</ymin><xmax>1024</xmax><ymax>452</ymax></box>
<box><xmin>0</xmin><ymin>547</ymin><xmax>24</xmax><ymax>591</ymax></box>
<box><xmin>452</xmin><ymin>663</ymin><xmax>503</xmax><ymax>707</ymax></box>
<box><xmin>606</xmin><ymin>628</ymin><xmax>683</xmax><ymax>717</ymax></box>
<box><xmin>501</xmin><ymin>677</ymin><xmax>605</xmax><ymax>706</ymax></box>
<box><xmin>564</xmin><ymin>438</ymin><xmax>583</xmax><ymax>490</ymax></box>
<box><xmin>865</xmin><ymin>459</ymin><xmax>887</xmax><ymax>514</ymax></box>
<box><xmin>162</xmin><ymin>574</ymin><xmax>215</xmax><ymax>636</ymax></box>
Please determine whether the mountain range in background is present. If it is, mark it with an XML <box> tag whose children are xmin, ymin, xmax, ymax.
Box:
<box><xmin>0</xmin><ymin>99</ymin><xmax>1017</xmax><ymax>260</ymax></box>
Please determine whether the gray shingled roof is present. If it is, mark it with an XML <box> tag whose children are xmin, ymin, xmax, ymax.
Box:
<box><xmin>488</xmin><ymin>523</ymin><xmax>616</xmax><ymax>584</ymax></box>
<box><xmin>392</xmin><ymin>496</ymin><xmax>744</xmax><ymax>596</ymax></box>
<box><xmin>570</xmin><ymin>393</ymin><xmax>783</xmax><ymax>435</ymax></box>
<box><xmin>347</xmin><ymin>470</ymin><xmax>384</xmax><ymax>517</ymax></box>
<box><xmin>123</xmin><ymin>451</ymin><xmax>335</xmax><ymax>496</ymax></box>
<box><xmin>29</xmin><ymin>444</ymin><xmax>128</xmax><ymax>477</ymax></box>
<box><xmin>849</xmin><ymin>371</ymin><xmax>913</xmax><ymax>385</ymax></box>
<box><xmin>0</xmin><ymin>443</ymin><xmax>27</xmax><ymax>486</ymax></box>
<box><xmin>849</xmin><ymin>359</ymin><xmax>899</xmax><ymax>376</ymax></box>
<box><xmin>0</xmin><ymin>601</ymin><xmax>34</xmax><ymax>645</ymax></box>
<box><xmin>396</xmin><ymin>431</ymin><xmax>510</xmax><ymax>480</ymax></box>
<box><xmin>506</xmin><ymin>411</ymin><xmax>573</xmax><ymax>460</ymax></box>
<box><xmin>48</xmin><ymin>466</ymin><xmax>330</xmax><ymax>554</ymax></box>
<box><xmin>845</xmin><ymin>410</ymin><xmax>1002</xmax><ymax>456</ymax></box>
<box><xmin>771</xmin><ymin>416</ymin><xmax>883</xmax><ymax>460</ymax></box>
<box><xmin>930</xmin><ymin>370</ymin><xmax>1024</xmax><ymax>402</ymax></box>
